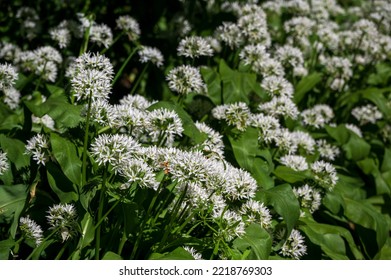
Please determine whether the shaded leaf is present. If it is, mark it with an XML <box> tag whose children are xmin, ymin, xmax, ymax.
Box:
<box><xmin>294</xmin><ymin>72</ymin><xmax>322</xmax><ymax>104</ymax></box>
<box><xmin>102</xmin><ymin>251</ymin><xmax>123</xmax><ymax>260</ymax></box>
<box><xmin>233</xmin><ymin>223</ymin><xmax>272</xmax><ymax>259</ymax></box>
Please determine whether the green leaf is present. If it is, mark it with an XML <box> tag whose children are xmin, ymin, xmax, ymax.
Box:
<box><xmin>0</xmin><ymin>135</ymin><xmax>30</xmax><ymax>170</ymax></box>
<box><xmin>50</xmin><ymin>133</ymin><xmax>82</xmax><ymax>187</ymax></box>
<box><xmin>325</xmin><ymin>124</ymin><xmax>350</xmax><ymax>145</ymax></box>
<box><xmin>257</xmin><ymin>184</ymin><xmax>300</xmax><ymax>236</ymax></box>
<box><xmin>219</xmin><ymin>60</ymin><xmax>258</xmax><ymax>104</ymax></box>
<box><xmin>273</xmin><ymin>166</ymin><xmax>309</xmax><ymax>183</ymax></box>
<box><xmin>361</xmin><ymin>88</ymin><xmax>391</xmax><ymax>118</ymax></box>
<box><xmin>46</xmin><ymin>84</ymin><xmax>65</xmax><ymax>97</ymax></box>
<box><xmin>0</xmin><ymin>184</ymin><xmax>28</xmax><ymax>238</ymax></box>
<box><xmin>147</xmin><ymin>101</ymin><xmax>206</xmax><ymax>144</ymax></box>
<box><xmin>102</xmin><ymin>251</ymin><xmax>123</xmax><ymax>260</ymax></box>
<box><xmin>233</xmin><ymin>223</ymin><xmax>272</xmax><ymax>259</ymax></box>
<box><xmin>200</xmin><ymin>66</ymin><xmax>222</xmax><ymax>105</ymax></box>
<box><xmin>344</xmin><ymin>198</ymin><xmax>388</xmax><ymax>258</ymax></box>
<box><xmin>149</xmin><ymin>247</ymin><xmax>194</xmax><ymax>260</ymax></box>
<box><xmin>0</xmin><ymin>238</ymin><xmax>15</xmax><ymax>260</ymax></box>
<box><xmin>299</xmin><ymin>216</ymin><xmax>364</xmax><ymax>260</ymax></box>
<box><xmin>46</xmin><ymin>162</ymin><xmax>78</xmax><ymax>203</ymax></box>
<box><xmin>294</xmin><ymin>72</ymin><xmax>323</xmax><ymax>104</ymax></box>
<box><xmin>343</xmin><ymin>133</ymin><xmax>371</xmax><ymax>161</ymax></box>
<box><xmin>71</xmin><ymin>211</ymin><xmax>95</xmax><ymax>259</ymax></box>
<box><xmin>375</xmin><ymin>238</ymin><xmax>391</xmax><ymax>260</ymax></box>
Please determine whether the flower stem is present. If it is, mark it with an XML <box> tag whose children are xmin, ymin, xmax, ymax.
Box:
<box><xmin>81</xmin><ymin>92</ymin><xmax>93</xmax><ymax>188</ymax></box>
<box><xmin>95</xmin><ymin>165</ymin><xmax>108</xmax><ymax>260</ymax></box>
<box><xmin>129</xmin><ymin>62</ymin><xmax>149</xmax><ymax>96</ymax></box>
<box><xmin>112</xmin><ymin>46</ymin><xmax>140</xmax><ymax>86</ymax></box>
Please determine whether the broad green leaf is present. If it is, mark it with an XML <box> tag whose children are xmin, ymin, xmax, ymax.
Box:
<box><xmin>50</xmin><ymin>133</ymin><xmax>82</xmax><ymax>187</ymax></box>
<box><xmin>228</xmin><ymin>127</ymin><xmax>258</xmax><ymax>170</ymax></box>
<box><xmin>374</xmin><ymin>238</ymin><xmax>391</xmax><ymax>260</ymax></box>
<box><xmin>46</xmin><ymin>84</ymin><xmax>65</xmax><ymax>97</ymax></box>
<box><xmin>71</xmin><ymin>211</ymin><xmax>95</xmax><ymax>259</ymax></box>
<box><xmin>294</xmin><ymin>72</ymin><xmax>322</xmax><ymax>104</ymax></box>
<box><xmin>0</xmin><ymin>135</ymin><xmax>30</xmax><ymax>170</ymax></box>
<box><xmin>0</xmin><ymin>184</ymin><xmax>28</xmax><ymax>238</ymax></box>
<box><xmin>149</xmin><ymin>247</ymin><xmax>194</xmax><ymax>260</ymax></box>
<box><xmin>361</xmin><ymin>88</ymin><xmax>391</xmax><ymax>118</ymax></box>
<box><xmin>257</xmin><ymin>184</ymin><xmax>300</xmax><ymax>236</ymax></box>
<box><xmin>200</xmin><ymin>66</ymin><xmax>222</xmax><ymax>105</ymax></box>
<box><xmin>0</xmin><ymin>238</ymin><xmax>15</xmax><ymax>260</ymax></box>
<box><xmin>344</xmin><ymin>198</ymin><xmax>388</xmax><ymax>258</ymax></box>
<box><xmin>343</xmin><ymin>133</ymin><xmax>371</xmax><ymax>161</ymax></box>
<box><xmin>381</xmin><ymin>148</ymin><xmax>391</xmax><ymax>173</ymax></box>
<box><xmin>43</xmin><ymin>95</ymin><xmax>83</xmax><ymax>129</ymax></box>
<box><xmin>219</xmin><ymin>60</ymin><xmax>258</xmax><ymax>104</ymax></box>
<box><xmin>46</xmin><ymin>162</ymin><xmax>78</xmax><ymax>203</ymax></box>
<box><xmin>233</xmin><ymin>223</ymin><xmax>272</xmax><ymax>260</ymax></box>
<box><xmin>299</xmin><ymin>216</ymin><xmax>364</xmax><ymax>260</ymax></box>
<box><xmin>322</xmin><ymin>191</ymin><xmax>345</xmax><ymax>215</ymax></box>
<box><xmin>334</xmin><ymin>174</ymin><xmax>366</xmax><ymax>201</ymax></box>
<box><xmin>325</xmin><ymin>124</ymin><xmax>350</xmax><ymax>145</ymax></box>
<box><xmin>273</xmin><ymin>166</ymin><xmax>309</xmax><ymax>183</ymax></box>
<box><xmin>147</xmin><ymin>101</ymin><xmax>206</xmax><ymax>144</ymax></box>
<box><xmin>102</xmin><ymin>251</ymin><xmax>123</xmax><ymax>260</ymax></box>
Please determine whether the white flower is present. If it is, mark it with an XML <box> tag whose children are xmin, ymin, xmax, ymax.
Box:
<box><xmin>32</xmin><ymin>114</ymin><xmax>56</xmax><ymax>130</ymax></box>
<box><xmin>240</xmin><ymin>199</ymin><xmax>272</xmax><ymax>228</ymax></box>
<box><xmin>280</xmin><ymin>229</ymin><xmax>307</xmax><ymax>260</ymax></box>
<box><xmin>293</xmin><ymin>184</ymin><xmax>322</xmax><ymax>213</ymax></box>
<box><xmin>280</xmin><ymin>155</ymin><xmax>308</xmax><ymax>171</ymax></box>
<box><xmin>301</xmin><ymin>104</ymin><xmax>334</xmax><ymax>128</ymax></box>
<box><xmin>212</xmin><ymin>102</ymin><xmax>251</xmax><ymax>131</ymax></box>
<box><xmin>25</xmin><ymin>134</ymin><xmax>50</xmax><ymax>165</ymax></box>
<box><xmin>71</xmin><ymin>68</ymin><xmax>112</xmax><ymax>102</ymax></box>
<box><xmin>118</xmin><ymin>159</ymin><xmax>159</xmax><ymax>190</ymax></box>
<box><xmin>2</xmin><ymin>86</ymin><xmax>21</xmax><ymax>109</ymax></box>
<box><xmin>119</xmin><ymin>94</ymin><xmax>156</xmax><ymax>110</ymax></box>
<box><xmin>258</xmin><ymin>96</ymin><xmax>299</xmax><ymax>119</ymax></box>
<box><xmin>90</xmin><ymin>23</ymin><xmax>113</xmax><ymax>49</ymax></box>
<box><xmin>116</xmin><ymin>15</ymin><xmax>140</xmax><ymax>41</ymax></box>
<box><xmin>20</xmin><ymin>216</ymin><xmax>43</xmax><ymax>246</ymax></box>
<box><xmin>345</xmin><ymin>123</ymin><xmax>362</xmax><ymax>137</ymax></box>
<box><xmin>351</xmin><ymin>104</ymin><xmax>383</xmax><ymax>125</ymax></box>
<box><xmin>261</xmin><ymin>75</ymin><xmax>294</xmax><ymax>98</ymax></box>
<box><xmin>177</xmin><ymin>36</ymin><xmax>214</xmax><ymax>58</ymax></box>
<box><xmin>49</xmin><ymin>25</ymin><xmax>71</xmax><ymax>49</ymax></box>
<box><xmin>166</xmin><ymin>65</ymin><xmax>205</xmax><ymax>95</ymax></box>
<box><xmin>316</xmin><ymin>139</ymin><xmax>340</xmax><ymax>161</ymax></box>
<box><xmin>145</xmin><ymin>108</ymin><xmax>184</xmax><ymax>147</ymax></box>
<box><xmin>239</xmin><ymin>44</ymin><xmax>270</xmax><ymax>70</ymax></box>
<box><xmin>195</xmin><ymin>122</ymin><xmax>225</xmax><ymax>159</ymax></box>
<box><xmin>47</xmin><ymin>203</ymin><xmax>78</xmax><ymax>242</ymax></box>
<box><xmin>250</xmin><ymin>113</ymin><xmax>280</xmax><ymax>144</ymax></box>
<box><xmin>291</xmin><ymin>131</ymin><xmax>316</xmax><ymax>154</ymax></box>
<box><xmin>183</xmin><ymin>246</ymin><xmax>203</xmax><ymax>260</ymax></box>
<box><xmin>0</xmin><ymin>63</ymin><xmax>18</xmax><ymax>90</ymax></box>
<box><xmin>138</xmin><ymin>46</ymin><xmax>164</xmax><ymax>67</ymax></box>
<box><xmin>215</xmin><ymin>22</ymin><xmax>244</xmax><ymax>49</ymax></box>
<box><xmin>0</xmin><ymin>150</ymin><xmax>9</xmax><ymax>176</ymax></box>
<box><xmin>311</xmin><ymin>160</ymin><xmax>338</xmax><ymax>190</ymax></box>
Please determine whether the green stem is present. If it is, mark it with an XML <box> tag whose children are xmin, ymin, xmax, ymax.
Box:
<box><xmin>158</xmin><ymin>185</ymin><xmax>188</xmax><ymax>252</ymax></box>
<box><xmin>112</xmin><ymin>46</ymin><xmax>140</xmax><ymax>86</ymax></box>
<box><xmin>79</xmin><ymin>25</ymin><xmax>91</xmax><ymax>55</ymax></box>
<box><xmin>54</xmin><ymin>241</ymin><xmax>69</xmax><ymax>260</ymax></box>
<box><xmin>130</xmin><ymin>183</ymin><xmax>164</xmax><ymax>259</ymax></box>
<box><xmin>94</xmin><ymin>199</ymin><xmax>120</xmax><ymax>230</ymax></box>
<box><xmin>100</xmin><ymin>31</ymin><xmax>125</xmax><ymax>55</ymax></box>
<box><xmin>95</xmin><ymin>166</ymin><xmax>108</xmax><ymax>260</ymax></box>
<box><xmin>81</xmin><ymin>92</ymin><xmax>93</xmax><ymax>188</ymax></box>
<box><xmin>129</xmin><ymin>62</ymin><xmax>149</xmax><ymax>96</ymax></box>
<box><xmin>117</xmin><ymin>230</ymin><xmax>127</xmax><ymax>256</ymax></box>
<box><xmin>26</xmin><ymin>229</ymin><xmax>58</xmax><ymax>260</ymax></box>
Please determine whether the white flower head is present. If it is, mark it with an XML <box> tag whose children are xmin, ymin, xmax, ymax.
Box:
<box><xmin>46</xmin><ymin>203</ymin><xmax>78</xmax><ymax>242</ymax></box>
<box><xmin>0</xmin><ymin>150</ymin><xmax>9</xmax><ymax>176</ymax></box>
<box><xmin>311</xmin><ymin>160</ymin><xmax>338</xmax><ymax>191</ymax></box>
<box><xmin>280</xmin><ymin>229</ymin><xmax>307</xmax><ymax>259</ymax></box>
<box><xmin>90</xmin><ymin>23</ymin><xmax>113</xmax><ymax>49</ymax></box>
<box><xmin>280</xmin><ymin>155</ymin><xmax>309</xmax><ymax>171</ymax></box>
<box><xmin>293</xmin><ymin>184</ymin><xmax>322</xmax><ymax>213</ymax></box>
<box><xmin>177</xmin><ymin>36</ymin><xmax>214</xmax><ymax>58</ymax></box>
<box><xmin>166</xmin><ymin>65</ymin><xmax>205</xmax><ymax>95</ymax></box>
<box><xmin>138</xmin><ymin>46</ymin><xmax>164</xmax><ymax>67</ymax></box>
<box><xmin>20</xmin><ymin>216</ymin><xmax>43</xmax><ymax>246</ymax></box>
<box><xmin>0</xmin><ymin>63</ymin><xmax>18</xmax><ymax>90</ymax></box>
<box><xmin>351</xmin><ymin>104</ymin><xmax>383</xmax><ymax>125</ymax></box>
<box><xmin>116</xmin><ymin>15</ymin><xmax>141</xmax><ymax>41</ymax></box>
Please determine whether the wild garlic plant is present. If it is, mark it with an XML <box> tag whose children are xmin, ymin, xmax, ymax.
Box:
<box><xmin>0</xmin><ymin>0</ymin><xmax>391</xmax><ymax>260</ymax></box>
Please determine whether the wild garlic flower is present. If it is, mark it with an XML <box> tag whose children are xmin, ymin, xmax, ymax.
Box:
<box><xmin>237</xmin><ymin>13</ymin><xmax>271</xmax><ymax>45</ymax></box>
<box><xmin>177</xmin><ymin>36</ymin><xmax>214</xmax><ymax>58</ymax></box>
<box><xmin>71</xmin><ymin>52</ymin><xmax>114</xmax><ymax>78</ymax></box>
<box><xmin>215</xmin><ymin>210</ymin><xmax>246</xmax><ymax>241</ymax></box>
<box><xmin>256</xmin><ymin>57</ymin><xmax>285</xmax><ymax>78</ymax></box>
<box><xmin>138</xmin><ymin>46</ymin><xmax>164</xmax><ymax>67</ymax></box>
<box><xmin>71</xmin><ymin>69</ymin><xmax>112</xmax><ymax>102</ymax></box>
<box><xmin>250</xmin><ymin>113</ymin><xmax>281</xmax><ymax>144</ymax></box>
<box><xmin>284</xmin><ymin>17</ymin><xmax>315</xmax><ymax>38</ymax></box>
<box><xmin>239</xmin><ymin>44</ymin><xmax>270</xmax><ymax>70</ymax></box>
<box><xmin>293</xmin><ymin>184</ymin><xmax>322</xmax><ymax>213</ymax></box>
<box><xmin>166</xmin><ymin>65</ymin><xmax>205</xmax><ymax>95</ymax></box>
<box><xmin>116</xmin><ymin>15</ymin><xmax>141</xmax><ymax>41</ymax></box>
<box><xmin>291</xmin><ymin>131</ymin><xmax>316</xmax><ymax>154</ymax></box>
<box><xmin>117</xmin><ymin>159</ymin><xmax>159</xmax><ymax>190</ymax></box>
<box><xmin>183</xmin><ymin>246</ymin><xmax>203</xmax><ymax>260</ymax></box>
<box><xmin>215</xmin><ymin>22</ymin><xmax>244</xmax><ymax>49</ymax></box>
<box><xmin>0</xmin><ymin>150</ymin><xmax>9</xmax><ymax>176</ymax></box>
<box><xmin>301</xmin><ymin>104</ymin><xmax>334</xmax><ymax>128</ymax></box>
<box><xmin>239</xmin><ymin>199</ymin><xmax>272</xmax><ymax>228</ymax></box>
<box><xmin>25</xmin><ymin>134</ymin><xmax>51</xmax><ymax>166</ymax></box>
<box><xmin>345</xmin><ymin>123</ymin><xmax>362</xmax><ymax>137</ymax></box>
<box><xmin>89</xmin><ymin>99</ymin><xmax>115</xmax><ymax>127</ymax></box>
<box><xmin>195</xmin><ymin>122</ymin><xmax>225</xmax><ymax>159</ymax></box>
<box><xmin>90</xmin><ymin>134</ymin><xmax>141</xmax><ymax>172</ymax></box>
<box><xmin>351</xmin><ymin>104</ymin><xmax>383</xmax><ymax>125</ymax></box>
<box><xmin>32</xmin><ymin>114</ymin><xmax>56</xmax><ymax>130</ymax></box>
<box><xmin>119</xmin><ymin>94</ymin><xmax>156</xmax><ymax>110</ymax></box>
<box><xmin>19</xmin><ymin>216</ymin><xmax>43</xmax><ymax>246</ymax></box>
<box><xmin>145</xmin><ymin>108</ymin><xmax>184</xmax><ymax>147</ymax></box>
<box><xmin>49</xmin><ymin>22</ymin><xmax>71</xmax><ymax>49</ymax></box>
<box><xmin>47</xmin><ymin>203</ymin><xmax>78</xmax><ymax>242</ymax></box>
<box><xmin>173</xmin><ymin>16</ymin><xmax>192</xmax><ymax>37</ymax></box>
<box><xmin>0</xmin><ymin>42</ymin><xmax>21</xmax><ymax>63</ymax></box>
<box><xmin>280</xmin><ymin>229</ymin><xmax>307</xmax><ymax>260</ymax></box>
<box><xmin>212</xmin><ymin>102</ymin><xmax>251</xmax><ymax>131</ymax></box>
<box><xmin>90</xmin><ymin>23</ymin><xmax>113</xmax><ymax>49</ymax></box>
<box><xmin>0</xmin><ymin>63</ymin><xmax>18</xmax><ymax>90</ymax></box>
<box><xmin>16</xmin><ymin>7</ymin><xmax>39</xmax><ymax>40</ymax></box>
<box><xmin>316</xmin><ymin>139</ymin><xmax>340</xmax><ymax>161</ymax></box>
<box><xmin>275</xmin><ymin>45</ymin><xmax>305</xmax><ymax>71</ymax></box>
<box><xmin>282</xmin><ymin>0</ymin><xmax>310</xmax><ymax>15</ymax></box>
<box><xmin>2</xmin><ymin>86</ymin><xmax>21</xmax><ymax>109</ymax></box>
<box><xmin>223</xmin><ymin>166</ymin><xmax>258</xmax><ymax>201</ymax></box>
<box><xmin>280</xmin><ymin>155</ymin><xmax>309</xmax><ymax>171</ymax></box>
<box><xmin>258</xmin><ymin>96</ymin><xmax>299</xmax><ymax>119</ymax></box>
<box><xmin>261</xmin><ymin>75</ymin><xmax>294</xmax><ymax>98</ymax></box>
<box><xmin>320</xmin><ymin>55</ymin><xmax>352</xmax><ymax>81</ymax></box>
<box><xmin>311</xmin><ymin>160</ymin><xmax>338</xmax><ymax>191</ymax></box>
